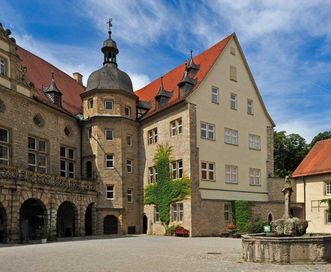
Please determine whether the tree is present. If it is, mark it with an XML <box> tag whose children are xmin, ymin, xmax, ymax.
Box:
<box><xmin>144</xmin><ymin>144</ymin><xmax>190</xmax><ymax>227</ymax></box>
<box><xmin>309</xmin><ymin>131</ymin><xmax>331</xmax><ymax>149</ymax></box>
<box><xmin>274</xmin><ymin>131</ymin><xmax>308</xmax><ymax>177</ymax></box>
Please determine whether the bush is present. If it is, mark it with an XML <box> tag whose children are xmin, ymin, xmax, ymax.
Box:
<box><xmin>247</xmin><ymin>219</ymin><xmax>267</xmax><ymax>233</ymax></box>
<box><xmin>165</xmin><ymin>224</ymin><xmax>180</xmax><ymax>236</ymax></box>
<box><xmin>234</xmin><ymin>201</ymin><xmax>250</xmax><ymax>233</ymax></box>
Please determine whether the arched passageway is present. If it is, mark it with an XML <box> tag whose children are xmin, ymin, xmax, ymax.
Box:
<box><xmin>57</xmin><ymin>201</ymin><xmax>77</xmax><ymax>237</ymax></box>
<box><xmin>0</xmin><ymin>203</ymin><xmax>7</xmax><ymax>243</ymax></box>
<box><xmin>142</xmin><ymin>214</ymin><xmax>148</xmax><ymax>234</ymax></box>
<box><xmin>104</xmin><ymin>215</ymin><xmax>118</xmax><ymax>234</ymax></box>
<box><xmin>85</xmin><ymin>203</ymin><xmax>95</xmax><ymax>236</ymax></box>
<box><xmin>20</xmin><ymin>198</ymin><xmax>47</xmax><ymax>241</ymax></box>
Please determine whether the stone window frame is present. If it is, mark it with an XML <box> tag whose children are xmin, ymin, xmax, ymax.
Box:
<box><xmin>148</xmin><ymin>166</ymin><xmax>158</xmax><ymax>183</ymax></box>
<box><xmin>154</xmin><ymin>205</ymin><xmax>160</xmax><ymax>223</ymax></box>
<box><xmin>325</xmin><ymin>182</ymin><xmax>331</xmax><ymax>196</ymax></box>
<box><xmin>87</xmin><ymin>127</ymin><xmax>92</xmax><ymax>139</ymax></box>
<box><xmin>105</xmin><ymin>154</ymin><xmax>114</xmax><ymax>169</ymax></box>
<box><xmin>249</xmin><ymin>168</ymin><xmax>261</xmax><ymax>186</ymax></box>
<box><xmin>200</xmin><ymin>121</ymin><xmax>215</xmax><ymax>141</ymax></box>
<box><xmin>0</xmin><ymin>55</ymin><xmax>8</xmax><ymax>77</ymax></box>
<box><xmin>201</xmin><ymin>161</ymin><xmax>215</xmax><ymax>181</ymax></box>
<box><xmin>0</xmin><ymin>126</ymin><xmax>10</xmax><ymax>165</ymax></box>
<box><xmin>127</xmin><ymin>188</ymin><xmax>133</xmax><ymax>203</ymax></box>
<box><xmin>104</xmin><ymin>99</ymin><xmax>113</xmax><ymax>110</ymax></box>
<box><xmin>225</xmin><ymin>165</ymin><xmax>238</xmax><ymax>184</ymax></box>
<box><xmin>105</xmin><ymin>129</ymin><xmax>114</xmax><ymax>141</ymax></box>
<box><xmin>170</xmin><ymin>118</ymin><xmax>182</xmax><ymax>137</ymax></box>
<box><xmin>147</xmin><ymin>127</ymin><xmax>158</xmax><ymax>145</ymax></box>
<box><xmin>127</xmin><ymin>159</ymin><xmax>133</xmax><ymax>173</ymax></box>
<box><xmin>106</xmin><ymin>185</ymin><xmax>114</xmax><ymax>200</ymax></box>
<box><xmin>224</xmin><ymin>128</ymin><xmax>238</xmax><ymax>146</ymax></box>
<box><xmin>28</xmin><ymin>136</ymin><xmax>48</xmax><ymax>174</ymax></box>
<box><xmin>0</xmin><ymin>99</ymin><xmax>6</xmax><ymax>113</ymax></box>
<box><xmin>326</xmin><ymin>209</ymin><xmax>331</xmax><ymax>224</ymax></box>
<box><xmin>33</xmin><ymin>113</ymin><xmax>45</xmax><ymax>128</ymax></box>
<box><xmin>171</xmin><ymin>202</ymin><xmax>184</xmax><ymax>222</ymax></box>
<box><xmin>87</xmin><ymin>98</ymin><xmax>94</xmax><ymax>109</ymax></box>
<box><xmin>126</xmin><ymin>134</ymin><xmax>132</xmax><ymax>146</ymax></box>
<box><xmin>224</xmin><ymin>203</ymin><xmax>232</xmax><ymax>222</ymax></box>
<box><xmin>60</xmin><ymin>145</ymin><xmax>76</xmax><ymax>178</ymax></box>
<box><xmin>247</xmin><ymin>99</ymin><xmax>254</xmax><ymax>115</ymax></box>
<box><xmin>171</xmin><ymin>159</ymin><xmax>183</xmax><ymax>179</ymax></box>
<box><xmin>124</xmin><ymin>105</ymin><xmax>132</xmax><ymax>117</ymax></box>
<box><xmin>230</xmin><ymin>93</ymin><xmax>237</xmax><ymax>110</ymax></box>
<box><xmin>211</xmin><ymin>86</ymin><xmax>219</xmax><ymax>104</ymax></box>
<box><xmin>249</xmin><ymin>134</ymin><xmax>261</xmax><ymax>150</ymax></box>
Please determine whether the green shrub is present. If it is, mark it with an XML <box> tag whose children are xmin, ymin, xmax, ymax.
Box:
<box><xmin>247</xmin><ymin>219</ymin><xmax>267</xmax><ymax>233</ymax></box>
<box><xmin>234</xmin><ymin>201</ymin><xmax>250</xmax><ymax>233</ymax></box>
<box><xmin>165</xmin><ymin>224</ymin><xmax>180</xmax><ymax>236</ymax></box>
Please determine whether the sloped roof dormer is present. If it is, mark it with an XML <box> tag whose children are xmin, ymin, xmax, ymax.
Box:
<box><xmin>155</xmin><ymin>77</ymin><xmax>172</xmax><ymax>109</ymax></box>
<box><xmin>44</xmin><ymin>72</ymin><xmax>63</xmax><ymax>107</ymax></box>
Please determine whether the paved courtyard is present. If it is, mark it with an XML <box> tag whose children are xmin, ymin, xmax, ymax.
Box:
<box><xmin>0</xmin><ymin>235</ymin><xmax>329</xmax><ymax>272</ymax></box>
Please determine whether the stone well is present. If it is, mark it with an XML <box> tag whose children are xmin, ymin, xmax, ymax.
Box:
<box><xmin>242</xmin><ymin>233</ymin><xmax>331</xmax><ymax>264</ymax></box>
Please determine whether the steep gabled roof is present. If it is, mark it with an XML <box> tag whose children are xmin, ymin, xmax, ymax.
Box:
<box><xmin>16</xmin><ymin>46</ymin><xmax>84</xmax><ymax>116</ymax></box>
<box><xmin>292</xmin><ymin>139</ymin><xmax>331</xmax><ymax>178</ymax></box>
<box><xmin>135</xmin><ymin>34</ymin><xmax>233</xmax><ymax>119</ymax></box>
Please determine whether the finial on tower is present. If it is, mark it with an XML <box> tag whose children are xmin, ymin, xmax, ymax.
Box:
<box><xmin>107</xmin><ymin>18</ymin><xmax>113</xmax><ymax>37</ymax></box>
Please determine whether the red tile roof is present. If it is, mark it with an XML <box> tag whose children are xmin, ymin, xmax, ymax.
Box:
<box><xmin>292</xmin><ymin>139</ymin><xmax>331</xmax><ymax>178</ymax></box>
<box><xmin>135</xmin><ymin>34</ymin><xmax>233</xmax><ymax>119</ymax></box>
<box><xmin>16</xmin><ymin>46</ymin><xmax>85</xmax><ymax>115</ymax></box>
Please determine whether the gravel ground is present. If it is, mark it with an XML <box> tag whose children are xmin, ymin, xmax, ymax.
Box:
<box><xmin>0</xmin><ymin>235</ymin><xmax>330</xmax><ymax>272</ymax></box>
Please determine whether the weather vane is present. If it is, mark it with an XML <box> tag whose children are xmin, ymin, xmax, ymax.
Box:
<box><xmin>107</xmin><ymin>18</ymin><xmax>112</xmax><ymax>32</ymax></box>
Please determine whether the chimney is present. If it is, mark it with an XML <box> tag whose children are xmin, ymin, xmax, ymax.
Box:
<box><xmin>73</xmin><ymin>72</ymin><xmax>83</xmax><ymax>84</ymax></box>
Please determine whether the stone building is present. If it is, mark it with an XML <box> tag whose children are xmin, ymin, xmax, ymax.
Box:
<box><xmin>0</xmin><ymin>21</ymin><xmax>281</xmax><ymax>242</ymax></box>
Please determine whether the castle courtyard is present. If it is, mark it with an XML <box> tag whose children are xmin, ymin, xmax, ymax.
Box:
<box><xmin>0</xmin><ymin>236</ymin><xmax>329</xmax><ymax>272</ymax></box>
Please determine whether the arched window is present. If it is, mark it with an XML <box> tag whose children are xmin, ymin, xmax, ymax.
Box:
<box><xmin>86</xmin><ymin>161</ymin><xmax>92</xmax><ymax>179</ymax></box>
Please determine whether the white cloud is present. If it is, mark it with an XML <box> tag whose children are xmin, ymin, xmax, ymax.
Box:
<box><xmin>129</xmin><ymin>73</ymin><xmax>151</xmax><ymax>91</ymax></box>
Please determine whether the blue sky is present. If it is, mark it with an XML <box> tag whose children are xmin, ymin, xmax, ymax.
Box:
<box><xmin>1</xmin><ymin>0</ymin><xmax>331</xmax><ymax>142</ymax></box>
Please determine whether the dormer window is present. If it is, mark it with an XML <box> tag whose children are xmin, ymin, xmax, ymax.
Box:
<box><xmin>44</xmin><ymin>72</ymin><xmax>63</xmax><ymax>107</ymax></box>
<box><xmin>0</xmin><ymin>58</ymin><xmax>5</xmax><ymax>76</ymax></box>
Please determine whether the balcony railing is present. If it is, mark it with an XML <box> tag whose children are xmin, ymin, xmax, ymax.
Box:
<box><xmin>0</xmin><ymin>165</ymin><xmax>96</xmax><ymax>193</ymax></box>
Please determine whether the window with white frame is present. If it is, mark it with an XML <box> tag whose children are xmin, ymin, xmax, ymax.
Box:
<box><xmin>230</xmin><ymin>93</ymin><xmax>237</xmax><ymax>110</ymax></box>
<box><xmin>154</xmin><ymin>206</ymin><xmax>160</xmax><ymax>222</ymax></box>
<box><xmin>127</xmin><ymin>188</ymin><xmax>133</xmax><ymax>203</ymax></box>
<box><xmin>104</xmin><ymin>100</ymin><xmax>113</xmax><ymax>110</ymax></box>
<box><xmin>124</xmin><ymin>106</ymin><xmax>131</xmax><ymax>117</ymax></box>
<box><xmin>200</xmin><ymin>122</ymin><xmax>215</xmax><ymax>140</ymax></box>
<box><xmin>171</xmin><ymin>159</ymin><xmax>183</xmax><ymax>179</ymax></box>
<box><xmin>201</xmin><ymin>161</ymin><xmax>215</xmax><ymax>181</ymax></box>
<box><xmin>88</xmin><ymin>98</ymin><xmax>93</xmax><ymax>109</ymax></box>
<box><xmin>247</xmin><ymin>99</ymin><xmax>254</xmax><ymax>115</ymax></box>
<box><xmin>105</xmin><ymin>129</ymin><xmax>113</xmax><ymax>140</ymax></box>
<box><xmin>326</xmin><ymin>182</ymin><xmax>331</xmax><ymax>195</ymax></box>
<box><xmin>170</xmin><ymin>118</ymin><xmax>182</xmax><ymax>136</ymax></box>
<box><xmin>0</xmin><ymin>128</ymin><xmax>9</xmax><ymax>165</ymax></box>
<box><xmin>211</xmin><ymin>86</ymin><xmax>219</xmax><ymax>104</ymax></box>
<box><xmin>249</xmin><ymin>168</ymin><xmax>261</xmax><ymax>186</ymax></box>
<box><xmin>225</xmin><ymin>165</ymin><xmax>238</xmax><ymax>184</ymax></box>
<box><xmin>249</xmin><ymin>134</ymin><xmax>261</xmax><ymax>150</ymax></box>
<box><xmin>224</xmin><ymin>203</ymin><xmax>232</xmax><ymax>221</ymax></box>
<box><xmin>148</xmin><ymin>166</ymin><xmax>158</xmax><ymax>183</ymax></box>
<box><xmin>106</xmin><ymin>185</ymin><xmax>114</xmax><ymax>200</ymax></box>
<box><xmin>127</xmin><ymin>159</ymin><xmax>133</xmax><ymax>173</ymax></box>
<box><xmin>148</xmin><ymin>128</ymin><xmax>158</xmax><ymax>145</ymax></box>
<box><xmin>171</xmin><ymin>203</ymin><xmax>184</xmax><ymax>222</ymax></box>
<box><xmin>126</xmin><ymin>135</ymin><xmax>132</xmax><ymax>146</ymax></box>
<box><xmin>230</xmin><ymin>65</ymin><xmax>237</xmax><ymax>82</ymax></box>
<box><xmin>0</xmin><ymin>58</ymin><xmax>5</xmax><ymax>76</ymax></box>
<box><xmin>60</xmin><ymin>146</ymin><xmax>75</xmax><ymax>178</ymax></box>
<box><xmin>224</xmin><ymin>128</ymin><xmax>238</xmax><ymax>145</ymax></box>
<box><xmin>105</xmin><ymin>154</ymin><xmax>114</xmax><ymax>169</ymax></box>
<box><xmin>28</xmin><ymin>136</ymin><xmax>47</xmax><ymax>173</ymax></box>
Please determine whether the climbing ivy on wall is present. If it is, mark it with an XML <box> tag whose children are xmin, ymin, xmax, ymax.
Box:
<box><xmin>144</xmin><ymin>144</ymin><xmax>191</xmax><ymax>227</ymax></box>
<box><xmin>234</xmin><ymin>200</ymin><xmax>250</xmax><ymax>233</ymax></box>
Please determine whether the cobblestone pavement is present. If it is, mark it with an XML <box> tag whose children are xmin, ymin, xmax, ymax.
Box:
<box><xmin>0</xmin><ymin>235</ymin><xmax>330</xmax><ymax>272</ymax></box>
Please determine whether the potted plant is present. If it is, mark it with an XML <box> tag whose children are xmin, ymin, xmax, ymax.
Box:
<box><xmin>36</xmin><ymin>225</ymin><xmax>48</xmax><ymax>244</ymax></box>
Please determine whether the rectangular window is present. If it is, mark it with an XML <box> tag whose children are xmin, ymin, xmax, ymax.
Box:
<box><xmin>327</xmin><ymin>210</ymin><xmax>331</xmax><ymax>224</ymax></box>
<box><xmin>249</xmin><ymin>168</ymin><xmax>261</xmax><ymax>186</ymax></box>
<box><xmin>124</xmin><ymin>106</ymin><xmax>131</xmax><ymax>117</ymax></box>
<box><xmin>326</xmin><ymin>182</ymin><xmax>331</xmax><ymax>195</ymax></box>
<box><xmin>201</xmin><ymin>161</ymin><xmax>215</xmax><ymax>181</ymax></box>
<box><xmin>126</xmin><ymin>135</ymin><xmax>132</xmax><ymax>146</ymax></box>
<box><xmin>230</xmin><ymin>65</ymin><xmax>237</xmax><ymax>82</ymax></box>
<box><xmin>60</xmin><ymin>146</ymin><xmax>75</xmax><ymax>178</ymax></box>
<box><xmin>171</xmin><ymin>203</ymin><xmax>184</xmax><ymax>222</ymax></box>
<box><xmin>127</xmin><ymin>160</ymin><xmax>132</xmax><ymax>173</ymax></box>
<box><xmin>211</xmin><ymin>86</ymin><xmax>219</xmax><ymax>104</ymax></box>
<box><xmin>154</xmin><ymin>206</ymin><xmax>160</xmax><ymax>223</ymax></box>
<box><xmin>127</xmin><ymin>188</ymin><xmax>133</xmax><ymax>203</ymax></box>
<box><xmin>28</xmin><ymin>136</ymin><xmax>48</xmax><ymax>173</ymax></box>
<box><xmin>247</xmin><ymin>99</ymin><xmax>254</xmax><ymax>115</ymax></box>
<box><xmin>224</xmin><ymin>128</ymin><xmax>238</xmax><ymax>145</ymax></box>
<box><xmin>171</xmin><ymin>159</ymin><xmax>183</xmax><ymax>179</ymax></box>
<box><xmin>230</xmin><ymin>93</ymin><xmax>237</xmax><ymax>110</ymax></box>
<box><xmin>224</xmin><ymin>203</ymin><xmax>232</xmax><ymax>221</ymax></box>
<box><xmin>106</xmin><ymin>185</ymin><xmax>114</xmax><ymax>200</ymax></box>
<box><xmin>0</xmin><ymin>128</ymin><xmax>9</xmax><ymax>165</ymax></box>
<box><xmin>249</xmin><ymin>134</ymin><xmax>261</xmax><ymax>150</ymax></box>
<box><xmin>87</xmin><ymin>127</ymin><xmax>92</xmax><ymax>139</ymax></box>
<box><xmin>0</xmin><ymin>58</ymin><xmax>5</xmax><ymax>76</ymax></box>
<box><xmin>104</xmin><ymin>100</ymin><xmax>113</xmax><ymax>110</ymax></box>
<box><xmin>148</xmin><ymin>166</ymin><xmax>158</xmax><ymax>183</ymax></box>
<box><xmin>200</xmin><ymin>122</ymin><xmax>215</xmax><ymax>140</ymax></box>
<box><xmin>105</xmin><ymin>154</ymin><xmax>114</xmax><ymax>169</ymax></box>
<box><xmin>170</xmin><ymin>118</ymin><xmax>182</xmax><ymax>136</ymax></box>
<box><xmin>230</xmin><ymin>47</ymin><xmax>236</xmax><ymax>56</ymax></box>
<box><xmin>105</xmin><ymin>129</ymin><xmax>113</xmax><ymax>140</ymax></box>
<box><xmin>147</xmin><ymin>128</ymin><xmax>158</xmax><ymax>145</ymax></box>
<box><xmin>225</xmin><ymin>165</ymin><xmax>238</xmax><ymax>184</ymax></box>
<box><xmin>88</xmin><ymin>98</ymin><xmax>93</xmax><ymax>109</ymax></box>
